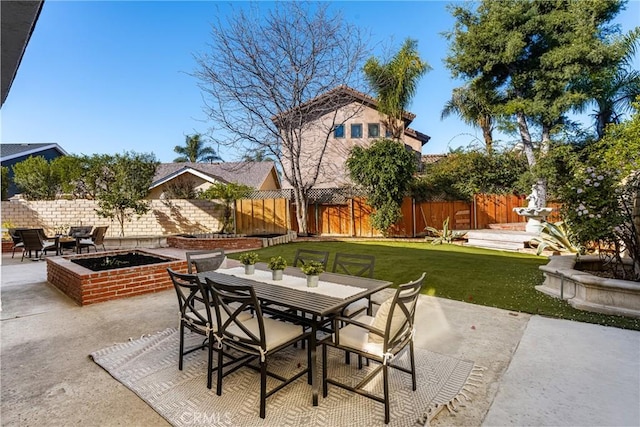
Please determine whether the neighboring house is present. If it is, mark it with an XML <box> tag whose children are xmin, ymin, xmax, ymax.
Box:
<box><xmin>1</xmin><ymin>143</ymin><xmax>67</xmax><ymax>197</ymax></box>
<box><xmin>275</xmin><ymin>85</ymin><xmax>430</xmax><ymax>190</ymax></box>
<box><xmin>148</xmin><ymin>161</ymin><xmax>281</xmax><ymax>199</ymax></box>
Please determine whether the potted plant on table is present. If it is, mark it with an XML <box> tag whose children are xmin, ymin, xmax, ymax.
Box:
<box><xmin>300</xmin><ymin>260</ymin><xmax>324</xmax><ymax>287</ymax></box>
<box><xmin>238</xmin><ymin>252</ymin><xmax>259</xmax><ymax>275</ymax></box>
<box><xmin>268</xmin><ymin>256</ymin><xmax>287</xmax><ymax>280</ymax></box>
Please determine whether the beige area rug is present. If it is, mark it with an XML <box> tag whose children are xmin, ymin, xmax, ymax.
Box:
<box><xmin>90</xmin><ymin>328</ymin><xmax>483</xmax><ymax>427</ymax></box>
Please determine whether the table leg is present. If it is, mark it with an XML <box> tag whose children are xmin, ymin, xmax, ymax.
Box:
<box><xmin>310</xmin><ymin>315</ymin><xmax>318</xmax><ymax>406</ymax></box>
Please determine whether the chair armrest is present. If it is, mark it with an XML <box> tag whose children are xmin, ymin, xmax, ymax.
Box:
<box><xmin>332</xmin><ymin>316</ymin><xmax>385</xmax><ymax>343</ymax></box>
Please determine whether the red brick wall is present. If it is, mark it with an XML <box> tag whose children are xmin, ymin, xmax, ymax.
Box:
<box><xmin>46</xmin><ymin>250</ymin><xmax>188</xmax><ymax>306</ymax></box>
<box><xmin>166</xmin><ymin>236</ymin><xmax>263</xmax><ymax>251</ymax></box>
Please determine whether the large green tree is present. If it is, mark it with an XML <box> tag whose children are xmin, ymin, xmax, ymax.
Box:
<box><xmin>346</xmin><ymin>139</ymin><xmax>417</xmax><ymax>234</ymax></box>
<box><xmin>12</xmin><ymin>156</ymin><xmax>59</xmax><ymax>200</ymax></box>
<box><xmin>199</xmin><ymin>182</ymin><xmax>253</xmax><ymax>233</ymax></box>
<box><xmin>445</xmin><ymin>0</ymin><xmax>624</xmax><ymax>205</ymax></box>
<box><xmin>1</xmin><ymin>166</ymin><xmax>9</xmax><ymax>200</ymax></box>
<box><xmin>92</xmin><ymin>152</ymin><xmax>158</xmax><ymax>236</ymax></box>
<box><xmin>173</xmin><ymin>133</ymin><xmax>222</xmax><ymax>163</ymax></box>
<box><xmin>364</xmin><ymin>38</ymin><xmax>431</xmax><ymax>139</ymax></box>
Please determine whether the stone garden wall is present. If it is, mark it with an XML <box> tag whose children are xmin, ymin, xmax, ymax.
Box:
<box><xmin>1</xmin><ymin>198</ymin><xmax>224</xmax><ymax>237</ymax></box>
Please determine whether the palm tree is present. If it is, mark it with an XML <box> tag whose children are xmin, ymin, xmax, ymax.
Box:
<box><xmin>364</xmin><ymin>38</ymin><xmax>431</xmax><ymax>139</ymax></box>
<box><xmin>173</xmin><ymin>134</ymin><xmax>222</xmax><ymax>163</ymax></box>
<box><xmin>575</xmin><ymin>28</ymin><xmax>640</xmax><ymax>139</ymax></box>
<box><xmin>241</xmin><ymin>149</ymin><xmax>274</xmax><ymax>162</ymax></box>
<box><xmin>441</xmin><ymin>83</ymin><xmax>497</xmax><ymax>153</ymax></box>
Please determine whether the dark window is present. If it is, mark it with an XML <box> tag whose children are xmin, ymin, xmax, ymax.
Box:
<box><xmin>385</xmin><ymin>128</ymin><xmax>393</xmax><ymax>138</ymax></box>
<box><xmin>351</xmin><ymin>124</ymin><xmax>363</xmax><ymax>138</ymax></box>
<box><xmin>334</xmin><ymin>124</ymin><xmax>345</xmax><ymax>138</ymax></box>
<box><xmin>368</xmin><ymin>123</ymin><xmax>380</xmax><ymax>138</ymax></box>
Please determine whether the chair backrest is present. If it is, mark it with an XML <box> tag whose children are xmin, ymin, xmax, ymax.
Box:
<box><xmin>293</xmin><ymin>249</ymin><xmax>330</xmax><ymax>268</ymax></box>
<box><xmin>206</xmin><ymin>278</ymin><xmax>265</xmax><ymax>353</ymax></box>
<box><xmin>382</xmin><ymin>273</ymin><xmax>426</xmax><ymax>351</ymax></box>
<box><xmin>69</xmin><ymin>226</ymin><xmax>93</xmax><ymax>237</ymax></box>
<box><xmin>18</xmin><ymin>229</ymin><xmax>45</xmax><ymax>251</ymax></box>
<box><xmin>8</xmin><ymin>228</ymin><xmax>28</xmax><ymax>244</ymax></box>
<box><xmin>167</xmin><ymin>268</ymin><xmax>211</xmax><ymax>327</ymax></box>
<box><xmin>332</xmin><ymin>253</ymin><xmax>375</xmax><ymax>278</ymax></box>
<box><xmin>92</xmin><ymin>226</ymin><xmax>108</xmax><ymax>245</ymax></box>
<box><xmin>186</xmin><ymin>249</ymin><xmax>226</xmax><ymax>274</ymax></box>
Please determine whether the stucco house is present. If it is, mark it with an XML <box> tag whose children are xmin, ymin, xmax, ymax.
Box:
<box><xmin>148</xmin><ymin>161</ymin><xmax>280</xmax><ymax>199</ymax></box>
<box><xmin>274</xmin><ymin>85</ymin><xmax>430</xmax><ymax>190</ymax></box>
<box><xmin>1</xmin><ymin>142</ymin><xmax>68</xmax><ymax>197</ymax></box>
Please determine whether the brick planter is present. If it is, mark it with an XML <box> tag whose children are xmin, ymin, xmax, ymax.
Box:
<box><xmin>2</xmin><ymin>240</ymin><xmax>18</xmax><ymax>253</ymax></box>
<box><xmin>167</xmin><ymin>235</ymin><xmax>264</xmax><ymax>251</ymax></box>
<box><xmin>46</xmin><ymin>250</ymin><xmax>188</xmax><ymax>306</ymax></box>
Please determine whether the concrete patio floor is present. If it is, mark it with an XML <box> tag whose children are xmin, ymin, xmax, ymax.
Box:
<box><xmin>1</xmin><ymin>249</ymin><xmax>638</xmax><ymax>426</ymax></box>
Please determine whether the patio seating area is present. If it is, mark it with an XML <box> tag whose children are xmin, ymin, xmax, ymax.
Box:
<box><xmin>1</xmin><ymin>248</ymin><xmax>638</xmax><ymax>426</ymax></box>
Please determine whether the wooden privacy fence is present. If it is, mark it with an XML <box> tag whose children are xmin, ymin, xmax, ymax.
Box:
<box><xmin>235</xmin><ymin>194</ymin><xmax>563</xmax><ymax>237</ymax></box>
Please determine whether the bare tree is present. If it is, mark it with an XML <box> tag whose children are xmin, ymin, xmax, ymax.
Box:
<box><xmin>193</xmin><ymin>2</ymin><xmax>368</xmax><ymax>234</ymax></box>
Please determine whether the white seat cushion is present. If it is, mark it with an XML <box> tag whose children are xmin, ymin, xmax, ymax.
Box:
<box><xmin>78</xmin><ymin>238</ymin><xmax>94</xmax><ymax>245</ymax></box>
<box><xmin>342</xmin><ymin>298</ymin><xmax>369</xmax><ymax>317</ymax></box>
<box><xmin>337</xmin><ymin>315</ymin><xmax>384</xmax><ymax>357</ymax></box>
<box><xmin>226</xmin><ymin>317</ymin><xmax>304</xmax><ymax>351</ymax></box>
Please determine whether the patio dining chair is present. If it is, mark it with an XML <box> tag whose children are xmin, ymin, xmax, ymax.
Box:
<box><xmin>167</xmin><ymin>268</ymin><xmax>251</xmax><ymax>389</ymax></box>
<box><xmin>206</xmin><ymin>277</ymin><xmax>312</xmax><ymax>419</ymax></box>
<box><xmin>77</xmin><ymin>226</ymin><xmax>108</xmax><ymax>253</ymax></box>
<box><xmin>292</xmin><ymin>248</ymin><xmax>330</xmax><ymax>269</ymax></box>
<box><xmin>18</xmin><ymin>228</ymin><xmax>59</xmax><ymax>261</ymax></box>
<box><xmin>186</xmin><ymin>249</ymin><xmax>226</xmax><ymax>274</ymax></box>
<box><xmin>8</xmin><ymin>228</ymin><xmax>28</xmax><ymax>258</ymax></box>
<box><xmin>322</xmin><ymin>272</ymin><xmax>426</xmax><ymax>424</ymax></box>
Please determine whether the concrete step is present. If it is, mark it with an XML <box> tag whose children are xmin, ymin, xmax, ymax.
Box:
<box><xmin>466</xmin><ymin>230</ymin><xmax>535</xmax><ymax>243</ymax></box>
<box><xmin>466</xmin><ymin>239</ymin><xmax>527</xmax><ymax>251</ymax></box>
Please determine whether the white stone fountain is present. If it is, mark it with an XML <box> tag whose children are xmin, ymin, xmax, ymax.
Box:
<box><xmin>513</xmin><ymin>185</ymin><xmax>553</xmax><ymax>233</ymax></box>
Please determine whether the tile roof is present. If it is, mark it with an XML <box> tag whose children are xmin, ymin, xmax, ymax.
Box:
<box><xmin>151</xmin><ymin>161</ymin><xmax>278</xmax><ymax>189</ymax></box>
<box><xmin>422</xmin><ymin>154</ymin><xmax>448</xmax><ymax>164</ymax></box>
<box><xmin>0</xmin><ymin>143</ymin><xmax>67</xmax><ymax>162</ymax></box>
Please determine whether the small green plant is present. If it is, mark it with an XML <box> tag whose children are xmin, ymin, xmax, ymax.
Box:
<box><xmin>425</xmin><ymin>217</ymin><xmax>467</xmax><ymax>245</ymax></box>
<box><xmin>267</xmin><ymin>256</ymin><xmax>287</xmax><ymax>271</ymax></box>
<box><xmin>1</xmin><ymin>220</ymin><xmax>15</xmax><ymax>240</ymax></box>
<box><xmin>300</xmin><ymin>260</ymin><xmax>324</xmax><ymax>276</ymax></box>
<box><xmin>238</xmin><ymin>252</ymin><xmax>260</xmax><ymax>265</ymax></box>
<box><xmin>530</xmin><ymin>221</ymin><xmax>584</xmax><ymax>256</ymax></box>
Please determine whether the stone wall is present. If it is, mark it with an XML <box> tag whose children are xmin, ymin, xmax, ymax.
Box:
<box><xmin>1</xmin><ymin>198</ymin><xmax>224</xmax><ymax>237</ymax></box>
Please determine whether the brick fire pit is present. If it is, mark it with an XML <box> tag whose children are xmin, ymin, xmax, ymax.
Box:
<box><xmin>46</xmin><ymin>250</ymin><xmax>187</xmax><ymax>306</ymax></box>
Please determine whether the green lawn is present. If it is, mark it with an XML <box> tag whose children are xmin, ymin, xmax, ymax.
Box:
<box><xmin>228</xmin><ymin>240</ymin><xmax>640</xmax><ymax>331</ymax></box>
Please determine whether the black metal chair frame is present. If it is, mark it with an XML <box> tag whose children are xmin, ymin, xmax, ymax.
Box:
<box><xmin>207</xmin><ymin>277</ymin><xmax>312</xmax><ymax>419</ymax></box>
<box><xmin>322</xmin><ymin>273</ymin><xmax>426</xmax><ymax>424</ymax></box>
<box><xmin>8</xmin><ymin>228</ymin><xmax>28</xmax><ymax>258</ymax></box>
<box><xmin>167</xmin><ymin>268</ymin><xmax>245</xmax><ymax>390</ymax></box>
<box><xmin>292</xmin><ymin>248</ymin><xmax>330</xmax><ymax>269</ymax></box>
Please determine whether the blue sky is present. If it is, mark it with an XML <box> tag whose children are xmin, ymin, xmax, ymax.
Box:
<box><xmin>1</xmin><ymin>1</ymin><xmax>638</xmax><ymax>163</ymax></box>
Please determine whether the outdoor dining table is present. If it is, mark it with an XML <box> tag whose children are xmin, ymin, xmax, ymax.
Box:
<box><xmin>198</xmin><ymin>263</ymin><xmax>393</xmax><ymax>406</ymax></box>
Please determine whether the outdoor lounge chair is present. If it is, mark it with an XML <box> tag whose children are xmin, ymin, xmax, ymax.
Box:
<box><xmin>77</xmin><ymin>226</ymin><xmax>108</xmax><ymax>253</ymax></box>
<box><xmin>322</xmin><ymin>272</ymin><xmax>426</xmax><ymax>424</ymax></box>
<box><xmin>8</xmin><ymin>228</ymin><xmax>28</xmax><ymax>258</ymax></box>
<box><xmin>17</xmin><ymin>228</ymin><xmax>59</xmax><ymax>261</ymax></box>
<box><xmin>206</xmin><ymin>277</ymin><xmax>312</xmax><ymax>419</ymax></box>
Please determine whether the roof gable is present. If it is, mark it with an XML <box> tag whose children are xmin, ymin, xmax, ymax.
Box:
<box><xmin>0</xmin><ymin>143</ymin><xmax>68</xmax><ymax>162</ymax></box>
<box><xmin>151</xmin><ymin>161</ymin><xmax>279</xmax><ymax>190</ymax></box>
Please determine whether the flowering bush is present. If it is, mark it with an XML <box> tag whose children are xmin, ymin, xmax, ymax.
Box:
<box><xmin>559</xmin><ymin>103</ymin><xmax>640</xmax><ymax>281</ymax></box>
